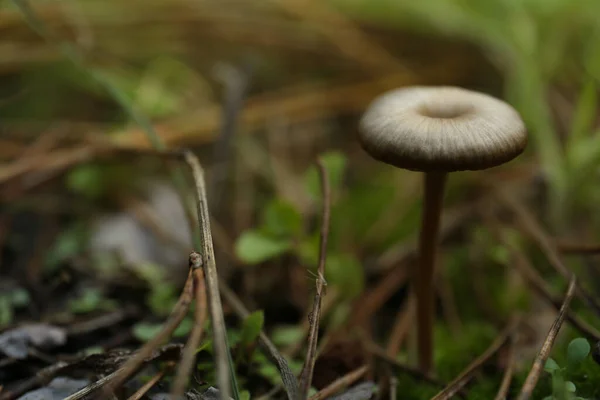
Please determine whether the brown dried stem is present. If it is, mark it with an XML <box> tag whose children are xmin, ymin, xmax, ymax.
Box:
<box><xmin>366</xmin><ymin>341</ymin><xmax>448</xmax><ymax>390</ymax></box>
<box><xmin>297</xmin><ymin>159</ymin><xmax>331</xmax><ymax>399</ymax></box>
<box><xmin>494</xmin><ymin>187</ymin><xmax>600</xmax><ymax>316</ymax></box>
<box><xmin>517</xmin><ymin>277</ymin><xmax>577</xmax><ymax>400</ymax></box>
<box><xmin>494</xmin><ymin>335</ymin><xmax>517</xmax><ymax>400</ymax></box>
<box><xmin>307</xmin><ymin>365</ymin><xmax>368</xmax><ymax>400</ymax></box>
<box><xmin>101</xmin><ymin>269</ymin><xmax>194</xmax><ymax>397</ymax></box>
<box><xmin>127</xmin><ymin>367</ymin><xmax>169</xmax><ymax>400</ymax></box>
<box><xmin>431</xmin><ymin>318</ymin><xmax>519</xmax><ymax>400</ymax></box>
<box><xmin>486</xmin><ymin>217</ymin><xmax>600</xmax><ymax>341</ymax></box>
<box><xmin>171</xmin><ymin>263</ymin><xmax>208</xmax><ymax>397</ymax></box>
<box><xmin>183</xmin><ymin>150</ymin><xmax>234</xmax><ymax>398</ymax></box>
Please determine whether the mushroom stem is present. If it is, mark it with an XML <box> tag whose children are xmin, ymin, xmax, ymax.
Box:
<box><xmin>416</xmin><ymin>171</ymin><xmax>447</xmax><ymax>374</ymax></box>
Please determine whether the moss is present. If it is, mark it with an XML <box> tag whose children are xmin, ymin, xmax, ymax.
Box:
<box><xmin>393</xmin><ymin>374</ymin><xmax>439</xmax><ymax>399</ymax></box>
<box><xmin>434</xmin><ymin>322</ymin><xmax>498</xmax><ymax>381</ymax></box>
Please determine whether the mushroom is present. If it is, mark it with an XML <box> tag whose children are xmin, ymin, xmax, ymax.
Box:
<box><xmin>358</xmin><ymin>86</ymin><xmax>527</xmax><ymax>373</ymax></box>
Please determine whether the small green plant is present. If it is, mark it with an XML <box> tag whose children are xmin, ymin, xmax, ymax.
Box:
<box><xmin>543</xmin><ymin>337</ymin><xmax>591</xmax><ymax>400</ymax></box>
<box><xmin>0</xmin><ymin>288</ymin><xmax>30</xmax><ymax>328</ymax></box>
<box><xmin>234</xmin><ymin>151</ymin><xmax>365</xmax><ymax>301</ymax></box>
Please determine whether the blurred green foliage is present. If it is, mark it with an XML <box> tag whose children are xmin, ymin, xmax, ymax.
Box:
<box><xmin>333</xmin><ymin>0</ymin><xmax>600</xmax><ymax>228</ymax></box>
<box><xmin>234</xmin><ymin>151</ymin><xmax>366</xmax><ymax>300</ymax></box>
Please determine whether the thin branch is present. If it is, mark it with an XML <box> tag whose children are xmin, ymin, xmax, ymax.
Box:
<box><xmin>127</xmin><ymin>368</ymin><xmax>168</xmax><ymax>400</ymax></box>
<box><xmin>171</xmin><ymin>264</ymin><xmax>208</xmax><ymax>397</ymax></box>
<box><xmin>555</xmin><ymin>240</ymin><xmax>600</xmax><ymax>255</ymax></box>
<box><xmin>65</xmin><ymin>345</ymin><xmax>182</xmax><ymax>400</ymax></box>
<box><xmin>365</xmin><ymin>341</ymin><xmax>449</xmax><ymax>390</ymax></box>
<box><xmin>219</xmin><ymin>282</ymin><xmax>299</xmax><ymax>400</ymax></box>
<box><xmin>494</xmin><ymin>335</ymin><xmax>517</xmax><ymax>400</ymax></box>
<box><xmin>431</xmin><ymin>318</ymin><xmax>519</xmax><ymax>400</ymax></box>
<box><xmin>493</xmin><ymin>187</ymin><xmax>600</xmax><ymax>316</ymax></box>
<box><xmin>308</xmin><ymin>366</ymin><xmax>368</xmax><ymax>400</ymax></box>
<box><xmin>517</xmin><ymin>277</ymin><xmax>577</xmax><ymax>400</ymax></box>
<box><xmin>183</xmin><ymin>150</ymin><xmax>237</xmax><ymax>399</ymax></box>
<box><xmin>386</xmin><ymin>295</ymin><xmax>415</xmax><ymax>357</ymax></box>
<box><xmin>101</xmin><ymin>269</ymin><xmax>194</xmax><ymax>397</ymax></box>
<box><xmin>350</xmin><ymin>264</ymin><xmax>409</xmax><ymax>327</ymax></box>
<box><xmin>298</xmin><ymin>159</ymin><xmax>331</xmax><ymax>400</ymax></box>
<box><xmin>486</xmin><ymin>218</ymin><xmax>600</xmax><ymax>341</ymax></box>
<box><xmin>285</xmin><ymin>288</ymin><xmax>340</xmax><ymax>358</ymax></box>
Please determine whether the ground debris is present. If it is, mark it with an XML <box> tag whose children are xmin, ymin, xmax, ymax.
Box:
<box><xmin>16</xmin><ymin>377</ymin><xmax>89</xmax><ymax>400</ymax></box>
<box><xmin>0</xmin><ymin>324</ymin><xmax>66</xmax><ymax>359</ymax></box>
<box><xmin>329</xmin><ymin>382</ymin><xmax>377</xmax><ymax>400</ymax></box>
<box><xmin>150</xmin><ymin>387</ymin><xmax>234</xmax><ymax>400</ymax></box>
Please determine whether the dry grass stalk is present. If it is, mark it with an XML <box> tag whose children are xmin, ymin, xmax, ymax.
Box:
<box><xmin>297</xmin><ymin>159</ymin><xmax>331</xmax><ymax>399</ymax></box>
<box><xmin>517</xmin><ymin>278</ymin><xmax>577</xmax><ymax>400</ymax></box>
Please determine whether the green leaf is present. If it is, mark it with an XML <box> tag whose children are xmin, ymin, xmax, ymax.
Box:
<box><xmin>45</xmin><ymin>225</ymin><xmax>87</xmax><ymax>273</ymax></box>
<box><xmin>297</xmin><ymin>233</ymin><xmax>320</xmax><ymax>267</ymax></box>
<box><xmin>148</xmin><ymin>283</ymin><xmax>178</xmax><ymax>317</ymax></box>
<box><xmin>0</xmin><ymin>296</ymin><xmax>13</xmax><ymax>328</ymax></box>
<box><xmin>544</xmin><ymin>357</ymin><xmax>560</xmax><ymax>373</ymax></box>
<box><xmin>9</xmin><ymin>288</ymin><xmax>30</xmax><ymax>308</ymax></box>
<box><xmin>196</xmin><ymin>340</ymin><xmax>213</xmax><ymax>354</ymax></box>
<box><xmin>69</xmin><ymin>288</ymin><xmax>116</xmax><ymax>314</ymax></box>
<box><xmin>239</xmin><ymin>391</ymin><xmax>251</xmax><ymax>400</ymax></box>
<box><xmin>133</xmin><ymin>322</ymin><xmax>163</xmax><ymax>342</ymax></box>
<box><xmin>325</xmin><ymin>253</ymin><xmax>365</xmax><ymax>300</ymax></box>
<box><xmin>304</xmin><ymin>151</ymin><xmax>347</xmax><ymax>200</ymax></box>
<box><xmin>240</xmin><ymin>311</ymin><xmax>264</xmax><ymax>347</ymax></box>
<box><xmin>567</xmin><ymin>338</ymin><xmax>590</xmax><ymax>367</ymax></box>
<box><xmin>228</xmin><ymin>329</ymin><xmax>242</xmax><ymax>348</ymax></box>
<box><xmin>271</xmin><ymin>325</ymin><xmax>304</xmax><ymax>347</ymax></box>
<box><xmin>261</xmin><ymin>199</ymin><xmax>302</xmax><ymax>237</ymax></box>
<box><xmin>565</xmin><ymin>381</ymin><xmax>576</xmax><ymax>393</ymax></box>
<box><xmin>174</xmin><ymin>318</ymin><xmax>194</xmax><ymax>337</ymax></box>
<box><xmin>66</xmin><ymin>164</ymin><xmax>106</xmax><ymax>199</ymax></box>
<box><xmin>235</xmin><ymin>230</ymin><xmax>292</xmax><ymax>264</ymax></box>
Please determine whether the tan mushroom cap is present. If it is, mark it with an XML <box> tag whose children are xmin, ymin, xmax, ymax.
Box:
<box><xmin>358</xmin><ymin>86</ymin><xmax>527</xmax><ymax>172</ymax></box>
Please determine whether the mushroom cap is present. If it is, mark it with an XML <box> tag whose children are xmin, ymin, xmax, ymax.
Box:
<box><xmin>358</xmin><ymin>86</ymin><xmax>527</xmax><ymax>172</ymax></box>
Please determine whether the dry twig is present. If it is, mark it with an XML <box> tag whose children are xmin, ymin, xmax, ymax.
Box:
<box><xmin>555</xmin><ymin>240</ymin><xmax>600</xmax><ymax>255</ymax></box>
<box><xmin>366</xmin><ymin>342</ymin><xmax>448</xmax><ymax>390</ymax></box>
<box><xmin>350</xmin><ymin>264</ymin><xmax>409</xmax><ymax>327</ymax></box>
<box><xmin>127</xmin><ymin>368</ymin><xmax>169</xmax><ymax>400</ymax></box>
<box><xmin>517</xmin><ymin>277</ymin><xmax>577</xmax><ymax>400</ymax></box>
<box><xmin>219</xmin><ymin>282</ymin><xmax>299</xmax><ymax>400</ymax></box>
<box><xmin>386</xmin><ymin>296</ymin><xmax>414</xmax><ymax>357</ymax></box>
<box><xmin>486</xmin><ymin>219</ymin><xmax>600</xmax><ymax>341</ymax></box>
<box><xmin>494</xmin><ymin>187</ymin><xmax>600</xmax><ymax>316</ymax></box>
<box><xmin>431</xmin><ymin>318</ymin><xmax>520</xmax><ymax>400</ymax></box>
<box><xmin>101</xmin><ymin>269</ymin><xmax>194</xmax><ymax>397</ymax></box>
<box><xmin>494</xmin><ymin>335</ymin><xmax>517</xmax><ymax>400</ymax></box>
<box><xmin>183</xmin><ymin>150</ymin><xmax>235</xmax><ymax>399</ymax></box>
<box><xmin>308</xmin><ymin>365</ymin><xmax>369</xmax><ymax>400</ymax></box>
<box><xmin>298</xmin><ymin>159</ymin><xmax>331</xmax><ymax>399</ymax></box>
<box><xmin>171</xmin><ymin>261</ymin><xmax>208</xmax><ymax>397</ymax></box>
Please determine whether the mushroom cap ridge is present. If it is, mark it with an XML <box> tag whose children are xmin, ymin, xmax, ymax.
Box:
<box><xmin>358</xmin><ymin>86</ymin><xmax>528</xmax><ymax>172</ymax></box>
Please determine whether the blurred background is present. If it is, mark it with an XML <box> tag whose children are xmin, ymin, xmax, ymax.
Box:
<box><xmin>1</xmin><ymin>0</ymin><xmax>600</xmax><ymax>399</ymax></box>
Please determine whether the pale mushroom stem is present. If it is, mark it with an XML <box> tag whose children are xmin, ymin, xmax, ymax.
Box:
<box><xmin>416</xmin><ymin>171</ymin><xmax>447</xmax><ymax>374</ymax></box>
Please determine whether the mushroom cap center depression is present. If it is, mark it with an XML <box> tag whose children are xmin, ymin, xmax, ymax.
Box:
<box><xmin>416</xmin><ymin>101</ymin><xmax>474</xmax><ymax>120</ymax></box>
